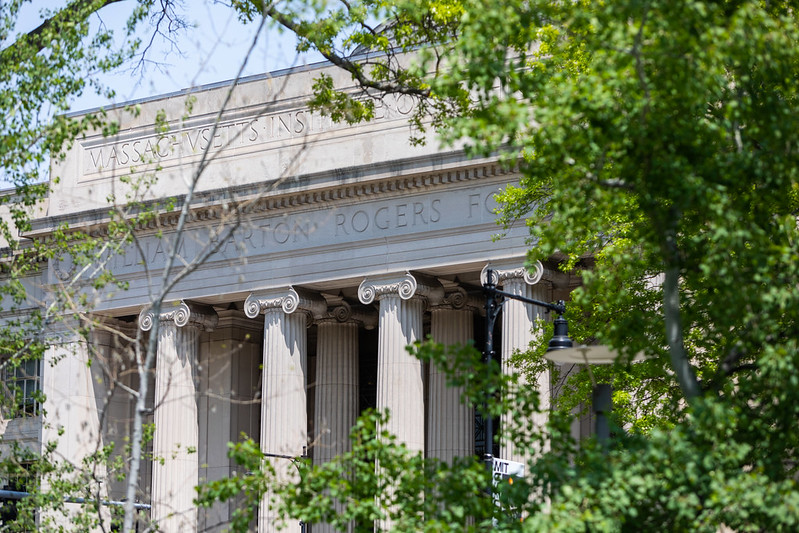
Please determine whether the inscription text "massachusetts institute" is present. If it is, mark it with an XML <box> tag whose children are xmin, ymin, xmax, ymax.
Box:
<box><xmin>84</xmin><ymin>95</ymin><xmax>417</xmax><ymax>175</ymax></box>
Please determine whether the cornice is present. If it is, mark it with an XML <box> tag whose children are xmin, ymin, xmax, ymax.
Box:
<box><xmin>24</xmin><ymin>158</ymin><xmax>516</xmax><ymax>243</ymax></box>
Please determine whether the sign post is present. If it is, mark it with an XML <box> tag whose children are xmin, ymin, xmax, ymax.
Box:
<box><xmin>492</xmin><ymin>457</ymin><xmax>524</xmax><ymax>522</ymax></box>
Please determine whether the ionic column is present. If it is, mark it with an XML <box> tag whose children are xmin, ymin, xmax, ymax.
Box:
<box><xmin>198</xmin><ymin>309</ymin><xmax>262</xmax><ymax>531</ymax></box>
<box><xmin>245</xmin><ymin>287</ymin><xmax>325</xmax><ymax>533</ymax></box>
<box><xmin>428</xmin><ymin>287</ymin><xmax>475</xmax><ymax>463</ymax></box>
<box><xmin>313</xmin><ymin>302</ymin><xmax>374</xmax><ymax>533</ymax></box>
<box><xmin>40</xmin><ymin>323</ymin><xmax>103</xmax><ymax>529</ymax></box>
<box><xmin>314</xmin><ymin>302</ymin><xmax>376</xmax><ymax>463</ymax></box>
<box><xmin>359</xmin><ymin>272</ymin><xmax>442</xmax><ymax>453</ymax></box>
<box><xmin>484</xmin><ymin>261</ymin><xmax>550</xmax><ymax>465</ymax></box>
<box><xmin>140</xmin><ymin>301</ymin><xmax>218</xmax><ymax>533</ymax></box>
<box><xmin>91</xmin><ymin>319</ymin><xmax>137</xmax><ymax>502</ymax></box>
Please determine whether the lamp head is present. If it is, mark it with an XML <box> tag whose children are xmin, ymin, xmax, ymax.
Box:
<box><xmin>546</xmin><ymin>314</ymin><xmax>573</xmax><ymax>352</ymax></box>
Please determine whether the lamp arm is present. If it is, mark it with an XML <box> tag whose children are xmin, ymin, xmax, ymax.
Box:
<box><xmin>485</xmin><ymin>287</ymin><xmax>566</xmax><ymax>316</ymax></box>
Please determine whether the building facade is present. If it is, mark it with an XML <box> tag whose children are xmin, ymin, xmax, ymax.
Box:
<box><xmin>3</xmin><ymin>60</ymin><xmax>579</xmax><ymax>531</ymax></box>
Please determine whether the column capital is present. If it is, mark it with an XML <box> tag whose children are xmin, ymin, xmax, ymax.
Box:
<box><xmin>138</xmin><ymin>301</ymin><xmax>218</xmax><ymax>332</ymax></box>
<box><xmin>244</xmin><ymin>286</ymin><xmax>326</xmax><ymax>320</ymax></box>
<box><xmin>430</xmin><ymin>286</ymin><xmax>483</xmax><ymax>312</ymax></box>
<box><xmin>317</xmin><ymin>301</ymin><xmax>378</xmax><ymax>329</ymax></box>
<box><xmin>481</xmin><ymin>259</ymin><xmax>544</xmax><ymax>287</ymax></box>
<box><xmin>358</xmin><ymin>271</ymin><xmax>444</xmax><ymax>305</ymax></box>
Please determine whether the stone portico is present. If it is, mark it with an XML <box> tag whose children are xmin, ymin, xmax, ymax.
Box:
<box><xmin>21</xmin><ymin>60</ymin><xmax>579</xmax><ymax>532</ymax></box>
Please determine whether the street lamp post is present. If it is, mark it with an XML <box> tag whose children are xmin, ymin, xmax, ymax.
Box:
<box><xmin>481</xmin><ymin>266</ymin><xmax>648</xmax><ymax>526</ymax></box>
<box><xmin>482</xmin><ymin>268</ymin><xmax>644</xmax><ymax>458</ymax></box>
<box><xmin>481</xmin><ymin>268</ymin><xmax>573</xmax><ymax>470</ymax></box>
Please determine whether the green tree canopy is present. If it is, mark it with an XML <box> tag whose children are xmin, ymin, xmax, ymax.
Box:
<box><xmin>3</xmin><ymin>0</ymin><xmax>799</xmax><ymax>529</ymax></box>
<box><xmin>217</xmin><ymin>0</ymin><xmax>799</xmax><ymax>530</ymax></box>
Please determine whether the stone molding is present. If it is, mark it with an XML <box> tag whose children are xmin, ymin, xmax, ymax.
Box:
<box><xmin>244</xmin><ymin>286</ymin><xmax>326</xmax><ymax>321</ymax></box>
<box><xmin>213</xmin><ymin>308</ymin><xmax>264</xmax><ymax>332</ymax></box>
<box><xmin>138</xmin><ymin>300</ymin><xmax>218</xmax><ymax>331</ymax></box>
<box><xmin>480</xmin><ymin>259</ymin><xmax>544</xmax><ymax>287</ymax></box>
<box><xmin>358</xmin><ymin>271</ymin><xmax>444</xmax><ymax>306</ymax></box>
<box><xmin>443</xmin><ymin>286</ymin><xmax>468</xmax><ymax>309</ymax></box>
<box><xmin>26</xmin><ymin>161</ymin><xmax>514</xmax><ymax>242</ymax></box>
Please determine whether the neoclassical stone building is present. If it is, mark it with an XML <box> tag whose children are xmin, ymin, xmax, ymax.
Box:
<box><xmin>4</xmin><ymin>60</ymin><xmax>579</xmax><ymax>532</ymax></box>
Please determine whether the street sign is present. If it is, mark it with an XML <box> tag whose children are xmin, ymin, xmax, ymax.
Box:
<box><xmin>492</xmin><ymin>457</ymin><xmax>524</xmax><ymax>482</ymax></box>
<box><xmin>491</xmin><ymin>458</ymin><xmax>525</xmax><ymax>522</ymax></box>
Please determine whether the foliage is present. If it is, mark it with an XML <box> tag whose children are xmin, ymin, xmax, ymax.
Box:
<box><xmin>0</xmin><ymin>1</ymin><xmax>211</xmax><ymax>531</ymax></box>
<box><xmin>196</xmin><ymin>438</ymin><xmax>274</xmax><ymax>532</ymax></box>
<box><xmin>200</xmin><ymin>408</ymin><xmax>524</xmax><ymax>533</ymax></box>
<box><xmin>209</xmin><ymin>0</ymin><xmax>799</xmax><ymax>530</ymax></box>
<box><xmin>2</xmin><ymin>0</ymin><xmax>799</xmax><ymax>530</ymax></box>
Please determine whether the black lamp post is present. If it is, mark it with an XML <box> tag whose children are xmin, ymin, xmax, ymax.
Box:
<box><xmin>482</xmin><ymin>268</ymin><xmax>642</xmax><ymax>458</ymax></box>
<box><xmin>481</xmin><ymin>268</ymin><xmax>573</xmax><ymax>469</ymax></box>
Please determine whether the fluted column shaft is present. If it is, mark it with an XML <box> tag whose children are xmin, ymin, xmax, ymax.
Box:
<box><xmin>314</xmin><ymin>318</ymin><xmax>359</xmax><ymax>533</ymax></box>
<box><xmin>359</xmin><ymin>273</ymin><xmax>441</xmax><ymax>454</ymax></box>
<box><xmin>500</xmin><ymin>277</ymin><xmax>549</xmax><ymax>464</ymax></box>
<box><xmin>315</xmin><ymin>320</ymin><xmax>359</xmax><ymax>463</ymax></box>
<box><xmin>245</xmin><ymin>288</ymin><xmax>325</xmax><ymax>533</ymax></box>
<box><xmin>262</xmin><ymin>308</ymin><xmax>308</xmax><ymax>461</ymax></box>
<box><xmin>428</xmin><ymin>305</ymin><xmax>474</xmax><ymax>462</ymax></box>
<box><xmin>142</xmin><ymin>302</ymin><xmax>217</xmax><ymax>533</ymax></box>
<box><xmin>153</xmin><ymin>323</ymin><xmax>199</xmax><ymax>531</ymax></box>
<box><xmin>377</xmin><ymin>295</ymin><xmax>425</xmax><ymax>451</ymax></box>
<box><xmin>261</xmin><ymin>308</ymin><xmax>307</xmax><ymax>533</ymax></box>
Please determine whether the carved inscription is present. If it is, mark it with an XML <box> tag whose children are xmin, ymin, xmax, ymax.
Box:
<box><xmin>110</xmin><ymin>216</ymin><xmax>317</xmax><ymax>270</ymax></box>
<box><xmin>334</xmin><ymin>199</ymin><xmax>442</xmax><ymax>235</ymax></box>
<box><xmin>468</xmin><ymin>192</ymin><xmax>500</xmax><ymax>218</ymax></box>
<box><xmin>83</xmin><ymin>94</ymin><xmax>418</xmax><ymax>175</ymax></box>
<box><xmin>105</xmin><ymin>187</ymin><xmax>499</xmax><ymax>275</ymax></box>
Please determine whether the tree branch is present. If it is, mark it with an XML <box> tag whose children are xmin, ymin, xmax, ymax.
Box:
<box><xmin>662</xmin><ymin>216</ymin><xmax>701</xmax><ymax>402</ymax></box>
<box><xmin>1</xmin><ymin>0</ymin><xmax>123</xmax><ymax>63</ymax></box>
<box><xmin>263</xmin><ymin>6</ymin><xmax>431</xmax><ymax>98</ymax></box>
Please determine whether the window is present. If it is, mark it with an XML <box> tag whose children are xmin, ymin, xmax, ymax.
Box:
<box><xmin>3</xmin><ymin>359</ymin><xmax>40</xmax><ymax>417</ymax></box>
<box><xmin>0</xmin><ymin>461</ymin><xmax>35</xmax><ymax>528</ymax></box>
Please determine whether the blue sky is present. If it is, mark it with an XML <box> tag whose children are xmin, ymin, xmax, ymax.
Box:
<box><xmin>0</xmin><ymin>1</ymin><xmax>322</xmax><ymax>187</ymax></box>
<box><xmin>60</xmin><ymin>0</ymin><xmax>322</xmax><ymax>111</ymax></box>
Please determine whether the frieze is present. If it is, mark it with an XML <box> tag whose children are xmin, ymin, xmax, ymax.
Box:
<box><xmin>37</xmin><ymin>173</ymin><xmax>524</xmax><ymax>295</ymax></box>
<box><xmin>46</xmin><ymin>181</ymin><xmax>512</xmax><ymax>283</ymax></box>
